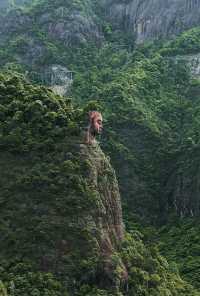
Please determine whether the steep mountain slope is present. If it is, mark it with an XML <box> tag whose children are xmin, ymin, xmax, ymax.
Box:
<box><xmin>1</xmin><ymin>0</ymin><xmax>200</xmax><ymax>224</ymax></box>
<box><xmin>0</xmin><ymin>72</ymin><xmax>123</xmax><ymax>294</ymax></box>
<box><xmin>1</xmin><ymin>0</ymin><xmax>200</xmax><ymax>73</ymax></box>
<box><xmin>103</xmin><ymin>0</ymin><xmax>200</xmax><ymax>43</ymax></box>
<box><xmin>0</xmin><ymin>73</ymin><xmax>199</xmax><ymax>296</ymax></box>
<box><xmin>1</xmin><ymin>1</ymin><xmax>200</xmax><ymax>294</ymax></box>
<box><xmin>0</xmin><ymin>0</ymin><xmax>102</xmax><ymax>65</ymax></box>
<box><xmin>68</xmin><ymin>29</ymin><xmax>200</xmax><ymax>222</ymax></box>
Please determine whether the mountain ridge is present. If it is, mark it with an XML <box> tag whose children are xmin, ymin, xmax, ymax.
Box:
<box><xmin>1</xmin><ymin>1</ymin><xmax>200</xmax><ymax>294</ymax></box>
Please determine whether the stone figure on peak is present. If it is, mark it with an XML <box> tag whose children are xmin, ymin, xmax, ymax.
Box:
<box><xmin>84</xmin><ymin>111</ymin><xmax>103</xmax><ymax>145</ymax></box>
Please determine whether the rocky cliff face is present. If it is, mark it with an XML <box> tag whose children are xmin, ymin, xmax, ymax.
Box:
<box><xmin>78</xmin><ymin>142</ymin><xmax>127</xmax><ymax>286</ymax></box>
<box><xmin>2</xmin><ymin>0</ymin><xmax>200</xmax><ymax>54</ymax></box>
<box><xmin>104</xmin><ymin>0</ymin><xmax>200</xmax><ymax>43</ymax></box>
<box><xmin>79</xmin><ymin>143</ymin><xmax>124</xmax><ymax>250</ymax></box>
<box><xmin>0</xmin><ymin>143</ymin><xmax>126</xmax><ymax>290</ymax></box>
<box><xmin>0</xmin><ymin>0</ymin><xmax>103</xmax><ymax>82</ymax></box>
<box><xmin>173</xmin><ymin>53</ymin><xmax>200</xmax><ymax>77</ymax></box>
<box><xmin>30</xmin><ymin>64</ymin><xmax>74</xmax><ymax>96</ymax></box>
<box><xmin>1</xmin><ymin>0</ymin><xmax>200</xmax><ymax>88</ymax></box>
<box><xmin>0</xmin><ymin>0</ymin><xmax>102</xmax><ymax>47</ymax></box>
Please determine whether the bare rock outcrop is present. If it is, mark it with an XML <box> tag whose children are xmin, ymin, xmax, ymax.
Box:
<box><xmin>103</xmin><ymin>0</ymin><xmax>200</xmax><ymax>43</ymax></box>
<box><xmin>80</xmin><ymin>143</ymin><xmax>124</xmax><ymax>251</ymax></box>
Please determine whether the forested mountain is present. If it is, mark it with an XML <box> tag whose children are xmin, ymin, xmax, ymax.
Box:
<box><xmin>1</xmin><ymin>0</ymin><xmax>200</xmax><ymax>295</ymax></box>
<box><xmin>1</xmin><ymin>0</ymin><xmax>200</xmax><ymax>72</ymax></box>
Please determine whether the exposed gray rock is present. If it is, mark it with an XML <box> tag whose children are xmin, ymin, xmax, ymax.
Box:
<box><xmin>27</xmin><ymin>65</ymin><xmax>73</xmax><ymax>95</ymax></box>
<box><xmin>104</xmin><ymin>0</ymin><xmax>200</xmax><ymax>43</ymax></box>
<box><xmin>46</xmin><ymin>12</ymin><xmax>102</xmax><ymax>46</ymax></box>
<box><xmin>1</xmin><ymin>0</ymin><xmax>200</xmax><ymax>53</ymax></box>
<box><xmin>78</xmin><ymin>142</ymin><xmax>127</xmax><ymax>284</ymax></box>
<box><xmin>48</xmin><ymin>65</ymin><xmax>73</xmax><ymax>96</ymax></box>
<box><xmin>0</xmin><ymin>9</ymin><xmax>32</xmax><ymax>43</ymax></box>
<box><xmin>0</xmin><ymin>1</ymin><xmax>103</xmax><ymax>48</ymax></box>
<box><xmin>173</xmin><ymin>53</ymin><xmax>200</xmax><ymax>77</ymax></box>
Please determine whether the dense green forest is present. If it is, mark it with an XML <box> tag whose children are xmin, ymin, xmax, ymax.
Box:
<box><xmin>0</xmin><ymin>71</ymin><xmax>199</xmax><ymax>296</ymax></box>
<box><xmin>1</xmin><ymin>0</ymin><xmax>200</xmax><ymax>295</ymax></box>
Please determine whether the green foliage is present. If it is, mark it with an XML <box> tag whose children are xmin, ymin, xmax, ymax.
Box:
<box><xmin>0</xmin><ymin>72</ymin><xmax>77</xmax><ymax>152</ymax></box>
<box><xmin>1</xmin><ymin>1</ymin><xmax>200</xmax><ymax>294</ymax></box>
<box><xmin>1</xmin><ymin>268</ymin><xmax>68</xmax><ymax>296</ymax></box>
<box><xmin>121</xmin><ymin>232</ymin><xmax>199</xmax><ymax>296</ymax></box>
<box><xmin>77</xmin><ymin>286</ymin><xmax>111</xmax><ymax>296</ymax></box>
<box><xmin>159</xmin><ymin>219</ymin><xmax>200</xmax><ymax>290</ymax></box>
<box><xmin>0</xmin><ymin>73</ymin><xmax>100</xmax><ymax>294</ymax></box>
<box><xmin>0</xmin><ymin>72</ymin><xmax>199</xmax><ymax>296</ymax></box>
<box><xmin>160</xmin><ymin>27</ymin><xmax>200</xmax><ymax>56</ymax></box>
<box><xmin>69</xmin><ymin>42</ymin><xmax>200</xmax><ymax>223</ymax></box>
<box><xmin>0</xmin><ymin>281</ymin><xmax>8</xmax><ymax>296</ymax></box>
